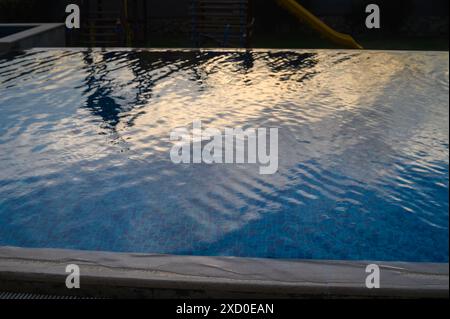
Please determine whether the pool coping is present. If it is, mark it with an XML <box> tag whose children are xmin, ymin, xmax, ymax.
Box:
<box><xmin>0</xmin><ymin>23</ymin><xmax>65</xmax><ymax>54</ymax></box>
<box><xmin>0</xmin><ymin>246</ymin><xmax>448</xmax><ymax>299</ymax></box>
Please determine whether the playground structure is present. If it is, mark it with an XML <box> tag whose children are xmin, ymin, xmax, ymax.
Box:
<box><xmin>79</xmin><ymin>0</ymin><xmax>147</xmax><ymax>46</ymax></box>
<box><xmin>275</xmin><ymin>0</ymin><xmax>363</xmax><ymax>49</ymax></box>
<box><xmin>190</xmin><ymin>0</ymin><xmax>254</xmax><ymax>48</ymax></box>
<box><xmin>75</xmin><ymin>0</ymin><xmax>362</xmax><ymax>49</ymax></box>
<box><xmin>190</xmin><ymin>0</ymin><xmax>362</xmax><ymax>49</ymax></box>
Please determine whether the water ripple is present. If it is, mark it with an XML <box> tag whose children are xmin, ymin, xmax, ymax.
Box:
<box><xmin>0</xmin><ymin>49</ymin><xmax>448</xmax><ymax>262</ymax></box>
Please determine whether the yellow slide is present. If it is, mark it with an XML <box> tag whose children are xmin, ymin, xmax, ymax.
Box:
<box><xmin>276</xmin><ymin>0</ymin><xmax>363</xmax><ymax>49</ymax></box>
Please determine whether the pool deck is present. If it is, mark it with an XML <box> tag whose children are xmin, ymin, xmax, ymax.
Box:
<box><xmin>0</xmin><ymin>246</ymin><xmax>447</xmax><ymax>299</ymax></box>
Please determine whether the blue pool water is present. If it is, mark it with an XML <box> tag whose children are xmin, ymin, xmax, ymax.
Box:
<box><xmin>0</xmin><ymin>49</ymin><xmax>448</xmax><ymax>262</ymax></box>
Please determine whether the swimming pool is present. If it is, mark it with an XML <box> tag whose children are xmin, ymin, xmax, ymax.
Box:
<box><xmin>0</xmin><ymin>49</ymin><xmax>448</xmax><ymax>263</ymax></box>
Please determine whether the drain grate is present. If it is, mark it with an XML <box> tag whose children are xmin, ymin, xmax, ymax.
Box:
<box><xmin>0</xmin><ymin>291</ymin><xmax>93</xmax><ymax>300</ymax></box>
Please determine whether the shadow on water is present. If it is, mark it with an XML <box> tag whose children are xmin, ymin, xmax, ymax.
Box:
<box><xmin>79</xmin><ymin>50</ymin><xmax>262</xmax><ymax>132</ymax></box>
<box><xmin>261</xmin><ymin>52</ymin><xmax>319</xmax><ymax>82</ymax></box>
<box><xmin>81</xmin><ymin>50</ymin><xmax>211</xmax><ymax>131</ymax></box>
<box><xmin>81</xmin><ymin>51</ymin><xmax>128</xmax><ymax>130</ymax></box>
<box><xmin>78</xmin><ymin>50</ymin><xmax>321</xmax><ymax>134</ymax></box>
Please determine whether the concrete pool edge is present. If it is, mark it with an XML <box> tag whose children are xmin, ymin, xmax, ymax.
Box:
<box><xmin>0</xmin><ymin>23</ymin><xmax>65</xmax><ymax>54</ymax></box>
<box><xmin>0</xmin><ymin>247</ymin><xmax>448</xmax><ymax>299</ymax></box>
